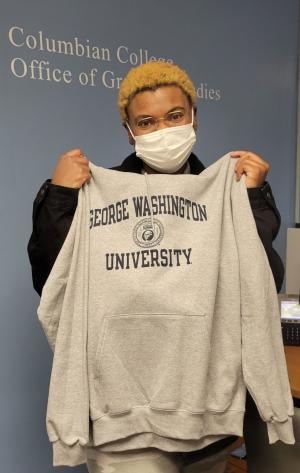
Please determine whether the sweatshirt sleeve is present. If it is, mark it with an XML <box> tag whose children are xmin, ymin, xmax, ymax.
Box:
<box><xmin>37</xmin><ymin>184</ymin><xmax>91</xmax><ymax>466</ymax></box>
<box><xmin>37</xmin><ymin>197</ymin><xmax>79</xmax><ymax>352</ymax></box>
<box><xmin>231</xmin><ymin>173</ymin><xmax>295</xmax><ymax>445</ymax></box>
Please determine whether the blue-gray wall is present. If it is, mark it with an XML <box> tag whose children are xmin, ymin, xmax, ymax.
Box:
<box><xmin>1</xmin><ymin>1</ymin><xmax>299</xmax><ymax>471</ymax></box>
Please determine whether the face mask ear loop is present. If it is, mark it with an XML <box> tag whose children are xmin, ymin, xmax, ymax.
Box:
<box><xmin>191</xmin><ymin>107</ymin><xmax>194</xmax><ymax>126</ymax></box>
<box><xmin>126</xmin><ymin>121</ymin><xmax>135</xmax><ymax>141</ymax></box>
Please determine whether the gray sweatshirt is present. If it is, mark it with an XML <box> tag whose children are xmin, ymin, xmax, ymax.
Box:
<box><xmin>37</xmin><ymin>152</ymin><xmax>295</xmax><ymax>467</ymax></box>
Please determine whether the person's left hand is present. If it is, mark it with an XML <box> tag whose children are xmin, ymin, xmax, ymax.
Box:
<box><xmin>230</xmin><ymin>150</ymin><xmax>269</xmax><ymax>188</ymax></box>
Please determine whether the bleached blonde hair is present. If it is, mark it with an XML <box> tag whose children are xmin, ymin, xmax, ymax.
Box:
<box><xmin>118</xmin><ymin>61</ymin><xmax>197</xmax><ymax>122</ymax></box>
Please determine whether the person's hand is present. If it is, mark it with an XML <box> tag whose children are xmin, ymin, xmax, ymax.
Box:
<box><xmin>230</xmin><ymin>150</ymin><xmax>269</xmax><ymax>188</ymax></box>
<box><xmin>51</xmin><ymin>148</ymin><xmax>91</xmax><ymax>188</ymax></box>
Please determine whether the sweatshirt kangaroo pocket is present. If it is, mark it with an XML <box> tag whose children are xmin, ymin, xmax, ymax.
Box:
<box><xmin>91</xmin><ymin>312</ymin><xmax>211</xmax><ymax>418</ymax></box>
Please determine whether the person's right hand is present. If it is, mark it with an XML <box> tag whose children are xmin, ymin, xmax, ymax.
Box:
<box><xmin>51</xmin><ymin>148</ymin><xmax>91</xmax><ymax>188</ymax></box>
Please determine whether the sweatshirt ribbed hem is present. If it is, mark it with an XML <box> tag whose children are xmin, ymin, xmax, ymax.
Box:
<box><xmin>52</xmin><ymin>439</ymin><xmax>87</xmax><ymax>466</ymax></box>
<box><xmin>267</xmin><ymin>416</ymin><xmax>295</xmax><ymax>444</ymax></box>
<box><xmin>91</xmin><ymin>406</ymin><xmax>245</xmax><ymax>451</ymax></box>
<box><xmin>91</xmin><ymin>431</ymin><xmax>236</xmax><ymax>454</ymax></box>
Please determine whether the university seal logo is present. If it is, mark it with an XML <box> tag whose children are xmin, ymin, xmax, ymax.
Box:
<box><xmin>133</xmin><ymin>218</ymin><xmax>164</xmax><ymax>248</ymax></box>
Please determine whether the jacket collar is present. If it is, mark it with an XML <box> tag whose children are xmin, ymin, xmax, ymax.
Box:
<box><xmin>110</xmin><ymin>152</ymin><xmax>205</xmax><ymax>175</ymax></box>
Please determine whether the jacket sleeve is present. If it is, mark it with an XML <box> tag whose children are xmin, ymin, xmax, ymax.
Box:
<box><xmin>37</xmin><ymin>185</ymin><xmax>91</xmax><ymax>466</ymax></box>
<box><xmin>27</xmin><ymin>180</ymin><xmax>79</xmax><ymax>296</ymax></box>
<box><xmin>247</xmin><ymin>182</ymin><xmax>284</xmax><ymax>293</ymax></box>
<box><xmin>231</xmin><ymin>174</ymin><xmax>295</xmax><ymax>445</ymax></box>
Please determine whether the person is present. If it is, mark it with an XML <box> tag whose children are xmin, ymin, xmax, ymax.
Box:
<box><xmin>27</xmin><ymin>61</ymin><xmax>285</xmax><ymax>473</ymax></box>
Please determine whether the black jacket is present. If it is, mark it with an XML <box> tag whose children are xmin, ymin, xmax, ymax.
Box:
<box><xmin>27</xmin><ymin>152</ymin><xmax>284</xmax><ymax>296</ymax></box>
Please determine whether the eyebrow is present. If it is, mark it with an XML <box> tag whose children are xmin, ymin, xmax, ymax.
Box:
<box><xmin>135</xmin><ymin>106</ymin><xmax>186</xmax><ymax>121</ymax></box>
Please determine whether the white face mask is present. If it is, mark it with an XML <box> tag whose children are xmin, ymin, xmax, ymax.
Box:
<box><xmin>126</xmin><ymin>108</ymin><xmax>196</xmax><ymax>173</ymax></box>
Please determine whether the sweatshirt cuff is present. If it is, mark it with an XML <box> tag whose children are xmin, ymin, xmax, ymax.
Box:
<box><xmin>267</xmin><ymin>416</ymin><xmax>295</xmax><ymax>445</ymax></box>
<box><xmin>52</xmin><ymin>439</ymin><xmax>87</xmax><ymax>467</ymax></box>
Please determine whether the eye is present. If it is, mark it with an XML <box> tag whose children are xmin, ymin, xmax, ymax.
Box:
<box><xmin>167</xmin><ymin>111</ymin><xmax>185</xmax><ymax>122</ymax></box>
<box><xmin>137</xmin><ymin>117</ymin><xmax>155</xmax><ymax>129</ymax></box>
